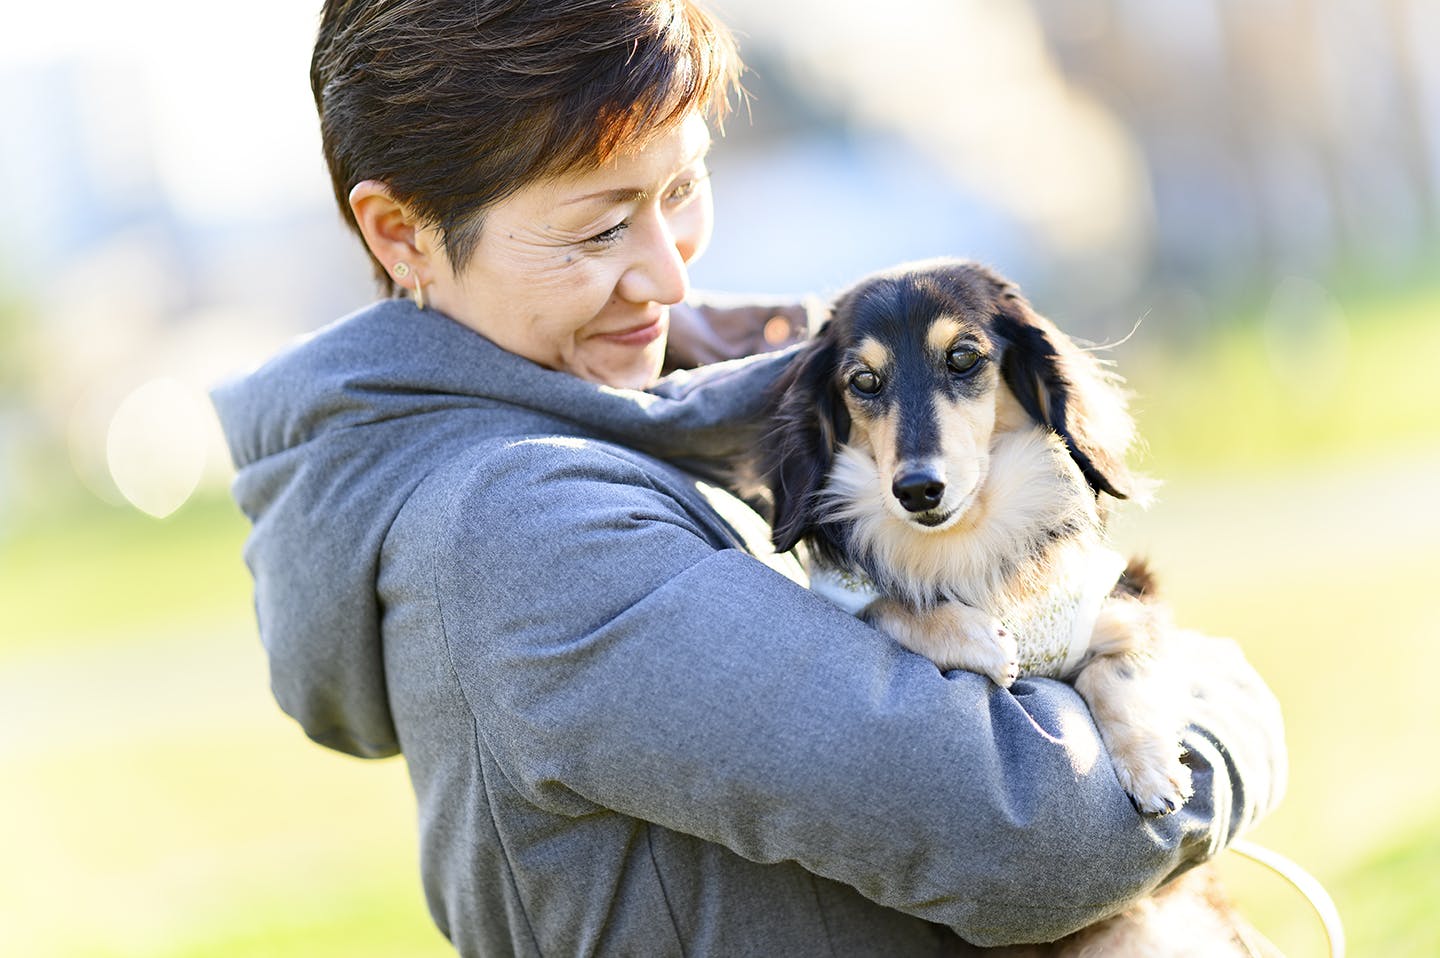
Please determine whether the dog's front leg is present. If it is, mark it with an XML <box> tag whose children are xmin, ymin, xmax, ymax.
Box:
<box><xmin>1074</xmin><ymin>596</ymin><xmax>1193</xmax><ymax>815</ymax></box>
<box><xmin>865</xmin><ymin>598</ymin><xmax>1020</xmax><ymax>687</ymax></box>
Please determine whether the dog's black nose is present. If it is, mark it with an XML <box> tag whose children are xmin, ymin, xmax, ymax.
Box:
<box><xmin>893</xmin><ymin>470</ymin><xmax>945</xmax><ymax>513</ymax></box>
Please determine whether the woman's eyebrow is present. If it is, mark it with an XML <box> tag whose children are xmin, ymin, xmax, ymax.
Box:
<box><xmin>562</xmin><ymin>186</ymin><xmax>651</xmax><ymax>207</ymax></box>
<box><xmin>561</xmin><ymin>139</ymin><xmax>713</xmax><ymax>207</ymax></box>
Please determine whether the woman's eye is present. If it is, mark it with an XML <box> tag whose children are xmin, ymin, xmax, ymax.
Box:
<box><xmin>584</xmin><ymin>221</ymin><xmax>629</xmax><ymax>246</ymax></box>
<box><xmin>946</xmin><ymin>347</ymin><xmax>982</xmax><ymax>374</ymax></box>
<box><xmin>666</xmin><ymin>171</ymin><xmax>710</xmax><ymax>206</ymax></box>
<box><xmin>849</xmin><ymin>370</ymin><xmax>882</xmax><ymax>396</ymax></box>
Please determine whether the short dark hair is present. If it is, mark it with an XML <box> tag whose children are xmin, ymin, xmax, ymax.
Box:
<box><xmin>311</xmin><ymin>0</ymin><xmax>742</xmax><ymax>291</ymax></box>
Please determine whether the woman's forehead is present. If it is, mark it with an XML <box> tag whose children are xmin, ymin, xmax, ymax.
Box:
<box><xmin>532</xmin><ymin>113</ymin><xmax>712</xmax><ymax>208</ymax></box>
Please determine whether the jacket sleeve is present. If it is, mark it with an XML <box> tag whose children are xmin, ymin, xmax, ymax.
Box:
<box><xmin>430</xmin><ymin>439</ymin><xmax>1286</xmax><ymax>947</ymax></box>
<box><xmin>664</xmin><ymin>293</ymin><xmax>827</xmax><ymax>370</ymax></box>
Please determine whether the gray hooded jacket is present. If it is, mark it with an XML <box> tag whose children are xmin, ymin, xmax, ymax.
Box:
<box><xmin>213</xmin><ymin>298</ymin><xmax>1285</xmax><ymax>957</ymax></box>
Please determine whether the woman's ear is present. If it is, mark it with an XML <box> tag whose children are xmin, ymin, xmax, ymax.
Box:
<box><xmin>349</xmin><ymin>181</ymin><xmax>441</xmax><ymax>291</ymax></box>
<box><xmin>991</xmin><ymin>287</ymin><xmax>1136</xmax><ymax>501</ymax></box>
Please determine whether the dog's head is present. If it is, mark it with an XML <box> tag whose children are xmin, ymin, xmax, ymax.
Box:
<box><xmin>762</xmin><ymin>258</ymin><xmax>1137</xmax><ymax>555</ymax></box>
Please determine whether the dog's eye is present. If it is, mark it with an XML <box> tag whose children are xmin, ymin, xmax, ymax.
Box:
<box><xmin>849</xmin><ymin>370</ymin><xmax>882</xmax><ymax>396</ymax></box>
<box><xmin>946</xmin><ymin>347</ymin><xmax>982</xmax><ymax>375</ymax></box>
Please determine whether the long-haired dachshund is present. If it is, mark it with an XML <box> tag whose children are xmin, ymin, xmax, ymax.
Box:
<box><xmin>757</xmin><ymin>259</ymin><xmax>1306</xmax><ymax>954</ymax></box>
<box><xmin>760</xmin><ymin>257</ymin><xmax>1191</xmax><ymax>816</ymax></box>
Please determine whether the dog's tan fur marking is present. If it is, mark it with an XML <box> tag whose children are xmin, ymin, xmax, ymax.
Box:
<box><xmin>845</xmin><ymin>397</ymin><xmax>900</xmax><ymax>486</ymax></box>
<box><xmin>932</xmin><ymin>391</ymin><xmax>997</xmax><ymax>526</ymax></box>
<box><xmin>925</xmin><ymin>316</ymin><xmax>967</xmax><ymax>355</ymax></box>
<box><xmin>853</xmin><ymin>337</ymin><xmax>891</xmax><ymax>375</ymax></box>
<box><xmin>993</xmin><ymin>380</ymin><xmax>1032</xmax><ymax>437</ymax></box>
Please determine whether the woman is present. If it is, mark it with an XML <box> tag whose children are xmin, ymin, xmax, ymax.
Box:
<box><xmin>213</xmin><ymin>2</ymin><xmax>1285</xmax><ymax>955</ymax></box>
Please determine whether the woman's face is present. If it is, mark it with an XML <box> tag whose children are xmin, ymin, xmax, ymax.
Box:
<box><xmin>425</xmin><ymin>113</ymin><xmax>715</xmax><ymax>390</ymax></box>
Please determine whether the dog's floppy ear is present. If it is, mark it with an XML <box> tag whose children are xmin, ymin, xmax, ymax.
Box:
<box><xmin>761</xmin><ymin>322</ymin><xmax>850</xmax><ymax>553</ymax></box>
<box><xmin>990</xmin><ymin>285</ymin><xmax>1136</xmax><ymax>500</ymax></box>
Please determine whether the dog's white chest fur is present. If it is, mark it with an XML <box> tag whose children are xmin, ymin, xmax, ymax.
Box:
<box><xmin>809</xmin><ymin>541</ymin><xmax>1124</xmax><ymax>678</ymax></box>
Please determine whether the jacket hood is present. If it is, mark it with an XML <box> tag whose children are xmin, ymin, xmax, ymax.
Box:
<box><xmin>212</xmin><ymin>298</ymin><xmax>796</xmax><ymax>758</ymax></box>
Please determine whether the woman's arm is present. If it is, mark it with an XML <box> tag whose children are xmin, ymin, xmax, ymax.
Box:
<box><xmin>429</xmin><ymin>439</ymin><xmax>1284</xmax><ymax>947</ymax></box>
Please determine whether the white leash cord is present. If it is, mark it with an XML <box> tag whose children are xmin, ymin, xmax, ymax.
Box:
<box><xmin>1229</xmin><ymin>839</ymin><xmax>1346</xmax><ymax>958</ymax></box>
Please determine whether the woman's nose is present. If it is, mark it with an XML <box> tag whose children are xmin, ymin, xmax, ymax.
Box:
<box><xmin>618</xmin><ymin>217</ymin><xmax>691</xmax><ymax>306</ymax></box>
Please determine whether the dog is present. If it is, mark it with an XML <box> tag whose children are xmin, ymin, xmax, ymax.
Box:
<box><xmin>760</xmin><ymin>257</ymin><xmax>1191</xmax><ymax>815</ymax></box>
<box><xmin>757</xmin><ymin>258</ymin><xmax>1284</xmax><ymax>956</ymax></box>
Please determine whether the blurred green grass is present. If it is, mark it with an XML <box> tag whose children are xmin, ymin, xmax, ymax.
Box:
<box><xmin>2</xmin><ymin>279</ymin><xmax>1437</xmax><ymax>956</ymax></box>
<box><xmin>1123</xmin><ymin>278</ymin><xmax>1440</xmax><ymax>476</ymax></box>
<box><xmin>0</xmin><ymin>495</ymin><xmax>253</xmax><ymax>651</ymax></box>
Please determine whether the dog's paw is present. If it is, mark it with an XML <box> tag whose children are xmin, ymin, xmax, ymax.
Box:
<box><xmin>1113</xmin><ymin>743</ymin><xmax>1194</xmax><ymax>816</ymax></box>
<box><xmin>1077</xmin><ymin>655</ymin><xmax>1194</xmax><ymax>816</ymax></box>
<box><xmin>873</xmin><ymin>600</ymin><xmax>1020</xmax><ymax>687</ymax></box>
<box><xmin>950</xmin><ymin>609</ymin><xmax>1019</xmax><ymax>688</ymax></box>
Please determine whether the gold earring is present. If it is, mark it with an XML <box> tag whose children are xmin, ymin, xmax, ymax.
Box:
<box><xmin>393</xmin><ymin>263</ymin><xmax>425</xmax><ymax>308</ymax></box>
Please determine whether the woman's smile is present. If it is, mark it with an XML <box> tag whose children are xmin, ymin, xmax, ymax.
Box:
<box><xmin>590</xmin><ymin>313</ymin><xmax>668</xmax><ymax>347</ymax></box>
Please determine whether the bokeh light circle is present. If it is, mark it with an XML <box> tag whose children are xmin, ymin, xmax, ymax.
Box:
<box><xmin>105</xmin><ymin>377</ymin><xmax>210</xmax><ymax>518</ymax></box>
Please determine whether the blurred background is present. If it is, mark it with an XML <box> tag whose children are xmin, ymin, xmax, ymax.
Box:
<box><xmin>2</xmin><ymin>0</ymin><xmax>1437</xmax><ymax>954</ymax></box>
